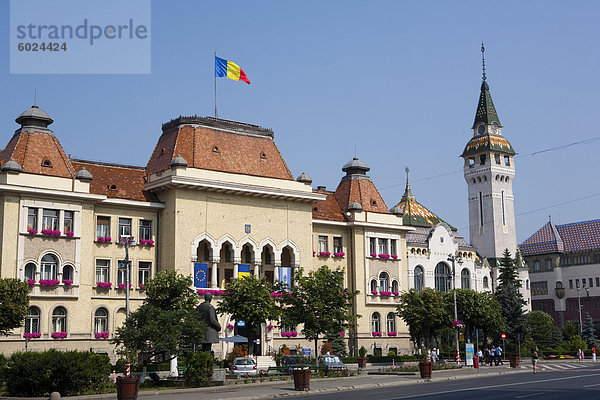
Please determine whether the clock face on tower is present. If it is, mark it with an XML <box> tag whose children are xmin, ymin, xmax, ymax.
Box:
<box><xmin>477</xmin><ymin>125</ymin><xmax>486</xmax><ymax>135</ymax></box>
<box><xmin>490</xmin><ymin>124</ymin><xmax>498</xmax><ymax>134</ymax></box>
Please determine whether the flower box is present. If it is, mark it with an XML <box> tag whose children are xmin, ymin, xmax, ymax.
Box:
<box><xmin>197</xmin><ymin>289</ymin><xmax>225</xmax><ymax>296</ymax></box>
<box><xmin>380</xmin><ymin>291</ymin><xmax>392</xmax><ymax>296</ymax></box>
<box><xmin>118</xmin><ymin>283</ymin><xmax>132</xmax><ymax>289</ymax></box>
<box><xmin>267</xmin><ymin>324</ymin><xmax>274</xmax><ymax>331</ymax></box>
<box><xmin>139</xmin><ymin>239</ymin><xmax>155</xmax><ymax>246</ymax></box>
<box><xmin>393</xmin><ymin>291</ymin><xmax>399</xmax><ymax>296</ymax></box>
<box><xmin>371</xmin><ymin>290</ymin><xmax>378</xmax><ymax>295</ymax></box>
<box><xmin>139</xmin><ymin>284</ymin><xmax>145</xmax><ymax>290</ymax></box>
<box><xmin>62</xmin><ymin>279</ymin><xmax>73</xmax><ymax>286</ymax></box>
<box><xmin>27</xmin><ymin>279</ymin><xmax>35</xmax><ymax>287</ymax></box>
<box><xmin>227</xmin><ymin>323</ymin><xmax>234</xmax><ymax>330</ymax></box>
<box><xmin>39</xmin><ymin>279</ymin><xmax>60</xmax><ymax>287</ymax></box>
<box><xmin>95</xmin><ymin>331</ymin><xmax>109</xmax><ymax>339</ymax></box>
<box><xmin>387</xmin><ymin>331</ymin><xmax>397</xmax><ymax>336</ymax></box>
<box><xmin>96</xmin><ymin>282</ymin><xmax>112</xmax><ymax>289</ymax></box>
<box><xmin>370</xmin><ymin>253</ymin><xmax>377</xmax><ymax>258</ymax></box>
<box><xmin>371</xmin><ymin>332</ymin><xmax>382</xmax><ymax>337</ymax></box>
<box><xmin>391</xmin><ymin>255</ymin><xmax>398</xmax><ymax>259</ymax></box>
<box><xmin>41</xmin><ymin>229</ymin><xmax>61</xmax><ymax>237</ymax></box>
<box><xmin>65</xmin><ymin>231</ymin><xmax>74</xmax><ymax>237</ymax></box>
<box><xmin>119</xmin><ymin>238</ymin><xmax>134</xmax><ymax>245</ymax></box>
<box><xmin>333</xmin><ymin>252</ymin><xmax>345</xmax><ymax>258</ymax></box>
<box><xmin>51</xmin><ymin>332</ymin><xmax>68</xmax><ymax>339</ymax></box>
<box><xmin>318</xmin><ymin>251</ymin><xmax>331</xmax><ymax>257</ymax></box>
<box><xmin>28</xmin><ymin>228</ymin><xmax>38</xmax><ymax>235</ymax></box>
<box><xmin>313</xmin><ymin>251</ymin><xmax>316</xmax><ymax>256</ymax></box>
<box><xmin>23</xmin><ymin>332</ymin><xmax>41</xmax><ymax>340</ymax></box>
<box><xmin>378</xmin><ymin>254</ymin><xmax>390</xmax><ymax>259</ymax></box>
<box><xmin>281</xmin><ymin>331</ymin><xmax>298</xmax><ymax>337</ymax></box>
<box><xmin>97</xmin><ymin>236</ymin><xmax>111</xmax><ymax>243</ymax></box>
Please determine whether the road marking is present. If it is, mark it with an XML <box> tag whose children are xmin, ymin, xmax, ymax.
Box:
<box><xmin>583</xmin><ymin>383</ymin><xmax>600</xmax><ymax>387</ymax></box>
<box><xmin>380</xmin><ymin>372</ymin><xmax>600</xmax><ymax>400</ymax></box>
<box><xmin>515</xmin><ymin>393</ymin><xmax>544</xmax><ymax>398</ymax></box>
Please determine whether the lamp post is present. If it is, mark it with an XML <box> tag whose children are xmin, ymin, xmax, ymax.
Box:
<box><xmin>120</xmin><ymin>235</ymin><xmax>135</xmax><ymax>317</ymax></box>
<box><xmin>448</xmin><ymin>254</ymin><xmax>463</xmax><ymax>364</ymax></box>
<box><xmin>576</xmin><ymin>286</ymin><xmax>589</xmax><ymax>333</ymax></box>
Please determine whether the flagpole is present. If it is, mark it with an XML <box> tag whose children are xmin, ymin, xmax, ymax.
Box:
<box><xmin>214</xmin><ymin>51</ymin><xmax>217</xmax><ymax>118</ymax></box>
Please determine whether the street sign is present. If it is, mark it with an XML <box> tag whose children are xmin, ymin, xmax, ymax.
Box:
<box><xmin>302</xmin><ymin>348</ymin><xmax>311</xmax><ymax>356</ymax></box>
<box><xmin>501</xmin><ymin>333</ymin><xmax>506</xmax><ymax>339</ymax></box>
<box><xmin>465</xmin><ymin>343</ymin><xmax>474</xmax><ymax>366</ymax></box>
<box><xmin>237</xmin><ymin>321</ymin><xmax>245</xmax><ymax>326</ymax></box>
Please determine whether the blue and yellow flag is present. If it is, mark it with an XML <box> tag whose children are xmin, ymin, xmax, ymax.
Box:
<box><xmin>194</xmin><ymin>263</ymin><xmax>208</xmax><ymax>288</ymax></box>
<box><xmin>238</xmin><ymin>264</ymin><xmax>251</xmax><ymax>279</ymax></box>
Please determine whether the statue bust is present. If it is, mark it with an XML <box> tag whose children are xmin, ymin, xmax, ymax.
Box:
<box><xmin>197</xmin><ymin>293</ymin><xmax>221</xmax><ymax>351</ymax></box>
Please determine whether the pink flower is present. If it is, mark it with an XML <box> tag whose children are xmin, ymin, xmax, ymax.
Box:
<box><xmin>372</xmin><ymin>331</ymin><xmax>382</xmax><ymax>337</ymax></box>
<box><xmin>65</xmin><ymin>231</ymin><xmax>74</xmax><ymax>237</ymax></box>
<box><xmin>291</xmin><ymin>331</ymin><xmax>297</xmax><ymax>337</ymax></box>
<box><xmin>105</xmin><ymin>237</ymin><xmax>112</xmax><ymax>243</ymax></box>
<box><xmin>370</xmin><ymin>253</ymin><xmax>377</xmax><ymax>258</ymax></box>
<box><xmin>146</xmin><ymin>240</ymin><xmax>154</xmax><ymax>246</ymax></box>
<box><xmin>267</xmin><ymin>324</ymin><xmax>274</xmax><ymax>331</ymax></box>
<box><xmin>95</xmin><ymin>331</ymin><xmax>109</xmax><ymax>339</ymax></box>
<box><xmin>39</xmin><ymin>279</ymin><xmax>60</xmax><ymax>287</ymax></box>
<box><xmin>227</xmin><ymin>323</ymin><xmax>234</xmax><ymax>330</ymax></box>
<box><xmin>51</xmin><ymin>332</ymin><xmax>68</xmax><ymax>339</ymax></box>
<box><xmin>96</xmin><ymin>282</ymin><xmax>112</xmax><ymax>289</ymax></box>
<box><xmin>118</xmin><ymin>283</ymin><xmax>132</xmax><ymax>289</ymax></box>
<box><xmin>391</xmin><ymin>255</ymin><xmax>398</xmax><ymax>259</ymax></box>
<box><xmin>387</xmin><ymin>331</ymin><xmax>397</xmax><ymax>336</ymax></box>
<box><xmin>23</xmin><ymin>332</ymin><xmax>41</xmax><ymax>340</ymax></box>
<box><xmin>378</xmin><ymin>254</ymin><xmax>390</xmax><ymax>259</ymax></box>
<box><xmin>371</xmin><ymin>290</ymin><xmax>378</xmax><ymax>295</ymax></box>
<box><xmin>333</xmin><ymin>252</ymin><xmax>345</xmax><ymax>258</ymax></box>
<box><xmin>380</xmin><ymin>291</ymin><xmax>392</xmax><ymax>296</ymax></box>
<box><xmin>27</xmin><ymin>279</ymin><xmax>35</xmax><ymax>286</ymax></box>
<box><xmin>97</xmin><ymin>236</ymin><xmax>105</xmax><ymax>243</ymax></box>
<box><xmin>28</xmin><ymin>228</ymin><xmax>37</xmax><ymax>235</ymax></box>
<box><xmin>339</xmin><ymin>332</ymin><xmax>345</xmax><ymax>337</ymax></box>
<box><xmin>63</xmin><ymin>279</ymin><xmax>72</xmax><ymax>286</ymax></box>
<box><xmin>393</xmin><ymin>291</ymin><xmax>399</xmax><ymax>296</ymax></box>
<box><xmin>318</xmin><ymin>251</ymin><xmax>331</xmax><ymax>257</ymax></box>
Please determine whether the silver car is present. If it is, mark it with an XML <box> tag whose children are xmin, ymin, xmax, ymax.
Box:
<box><xmin>232</xmin><ymin>357</ymin><xmax>257</xmax><ymax>375</ymax></box>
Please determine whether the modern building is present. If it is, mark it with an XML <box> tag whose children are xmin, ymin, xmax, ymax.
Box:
<box><xmin>520</xmin><ymin>219</ymin><xmax>600</xmax><ymax>328</ymax></box>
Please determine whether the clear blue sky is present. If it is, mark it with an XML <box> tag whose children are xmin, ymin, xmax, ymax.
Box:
<box><xmin>1</xmin><ymin>0</ymin><xmax>599</xmax><ymax>244</ymax></box>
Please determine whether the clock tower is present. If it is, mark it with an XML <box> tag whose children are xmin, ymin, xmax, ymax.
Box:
<box><xmin>462</xmin><ymin>45</ymin><xmax>517</xmax><ymax>269</ymax></box>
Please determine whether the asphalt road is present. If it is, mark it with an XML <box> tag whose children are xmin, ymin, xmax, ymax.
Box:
<box><xmin>300</xmin><ymin>365</ymin><xmax>600</xmax><ymax>400</ymax></box>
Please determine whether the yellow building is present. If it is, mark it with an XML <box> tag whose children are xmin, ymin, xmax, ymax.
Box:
<box><xmin>0</xmin><ymin>106</ymin><xmax>416</xmax><ymax>360</ymax></box>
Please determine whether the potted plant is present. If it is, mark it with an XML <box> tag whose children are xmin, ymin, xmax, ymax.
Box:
<box><xmin>508</xmin><ymin>343</ymin><xmax>520</xmax><ymax>368</ymax></box>
<box><xmin>357</xmin><ymin>346</ymin><xmax>367</xmax><ymax>369</ymax></box>
<box><xmin>418</xmin><ymin>347</ymin><xmax>432</xmax><ymax>379</ymax></box>
<box><xmin>292</xmin><ymin>356</ymin><xmax>310</xmax><ymax>391</ymax></box>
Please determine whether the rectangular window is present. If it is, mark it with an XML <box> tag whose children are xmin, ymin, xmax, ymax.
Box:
<box><xmin>369</xmin><ymin>238</ymin><xmax>376</xmax><ymax>255</ymax></box>
<box><xmin>63</xmin><ymin>211</ymin><xmax>74</xmax><ymax>234</ymax></box>
<box><xmin>504</xmin><ymin>156</ymin><xmax>510</xmax><ymax>166</ymax></box>
<box><xmin>494</xmin><ymin>154</ymin><xmax>501</xmax><ymax>164</ymax></box>
<box><xmin>117</xmin><ymin>260</ymin><xmax>131</xmax><ymax>285</ymax></box>
<box><xmin>139</xmin><ymin>220</ymin><xmax>152</xmax><ymax>241</ymax></box>
<box><xmin>318</xmin><ymin>235</ymin><xmax>328</xmax><ymax>253</ymax></box>
<box><xmin>95</xmin><ymin>260</ymin><xmax>110</xmax><ymax>283</ymax></box>
<box><xmin>596</xmin><ymin>277</ymin><xmax>600</xmax><ymax>287</ymax></box>
<box><xmin>590</xmin><ymin>278</ymin><xmax>594</xmax><ymax>288</ymax></box>
<box><xmin>479</xmin><ymin>154</ymin><xmax>486</xmax><ymax>165</ymax></box>
<box><xmin>469</xmin><ymin>158</ymin><xmax>475</xmax><ymax>168</ymax></box>
<box><xmin>390</xmin><ymin>239</ymin><xmax>397</xmax><ymax>256</ymax></box>
<box><xmin>42</xmin><ymin>209</ymin><xmax>59</xmax><ymax>230</ymax></box>
<box><xmin>545</xmin><ymin>259</ymin><xmax>552</xmax><ymax>271</ymax></box>
<box><xmin>479</xmin><ymin>192</ymin><xmax>484</xmax><ymax>227</ymax></box>
<box><xmin>118</xmin><ymin>218</ymin><xmax>132</xmax><ymax>239</ymax></box>
<box><xmin>96</xmin><ymin>216</ymin><xmax>110</xmax><ymax>238</ymax></box>
<box><xmin>531</xmin><ymin>281</ymin><xmax>548</xmax><ymax>296</ymax></box>
<box><xmin>378</xmin><ymin>238</ymin><xmax>388</xmax><ymax>255</ymax></box>
<box><xmin>138</xmin><ymin>261</ymin><xmax>151</xmax><ymax>286</ymax></box>
<box><xmin>582</xmin><ymin>279</ymin><xmax>587</xmax><ymax>288</ymax></box>
<box><xmin>576</xmin><ymin>279</ymin><xmax>580</xmax><ymax>288</ymax></box>
<box><xmin>333</xmin><ymin>237</ymin><xmax>343</xmax><ymax>253</ymax></box>
<box><xmin>569</xmin><ymin>279</ymin><xmax>573</xmax><ymax>289</ymax></box>
<box><xmin>533</xmin><ymin>260</ymin><xmax>540</xmax><ymax>272</ymax></box>
<box><xmin>501</xmin><ymin>191</ymin><xmax>506</xmax><ymax>226</ymax></box>
<box><xmin>27</xmin><ymin>208</ymin><xmax>38</xmax><ymax>231</ymax></box>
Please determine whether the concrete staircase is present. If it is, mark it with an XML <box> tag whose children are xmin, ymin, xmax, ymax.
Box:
<box><xmin>256</xmin><ymin>355</ymin><xmax>277</xmax><ymax>371</ymax></box>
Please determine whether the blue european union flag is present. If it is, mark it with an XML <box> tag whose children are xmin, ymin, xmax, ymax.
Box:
<box><xmin>194</xmin><ymin>263</ymin><xmax>208</xmax><ymax>288</ymax></box>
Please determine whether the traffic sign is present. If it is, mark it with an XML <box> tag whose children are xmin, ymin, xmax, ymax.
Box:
<box><xmin>501</xmin><ymin>333</ymin><xmax>506</xmax><ymax>339</ymax></box>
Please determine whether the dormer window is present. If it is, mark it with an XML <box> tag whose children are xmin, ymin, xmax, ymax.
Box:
<box><xmin>469</xmin><ymin>158</ymin><xmax>475</xmax><ymax>168</ymax></box>
<box><xmin>371</xmin><ymin>200</ymin><xmax>377</xmax><ymax>206</ymax></box>
<box><xmin>109</xmin><ymin>184</ymin><xmax>117</xmax><ymax>190</ymax></box>
<box><xmin>213</xmin><ymin>145</ymin><xmax>219</xmax><ymax>152</ymax></box>
<box><xmin>260</xmin><ymin>152</ymin><xmax>267</xmax><ymax>159</ymax></box>
<box><xmin>160</xmin><ymin>148</ymin><xmax>166</xmax><ymax>155</ymax></box>
<box><xmin>42</xmin><ymin>159</ymin><xmax>52</xmax><ymax>167</ymax></box>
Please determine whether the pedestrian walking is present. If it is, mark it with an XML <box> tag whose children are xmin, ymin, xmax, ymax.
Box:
<box><xmin>431</xmin><ymin>348</ymin><xmax>438</xmax><ymax>364</ymax></box>
<box><xmin>578</xmin><ymin>348</ymin><xmax>584</xmax><ymax>363</ymax></box>
<box><xmin>592</xmin><ymin>346</ymin><xmax>596</xmax><ymax>362</ymax></box>
<box><xmin>490</xmin><ymin>346</ymin><xmax>496</xmax><ymax>366</ymax></box>
<box><xmin>484</xmin><ymin>347</ymin><xmax>490</xmax><ymax>366</ymax></box>
<box><xmin>532</xmin><ymin>350</ymin><xmax>538</xmax><ymax>373</ymax></box>
<box><xmin>477</xmin><ymin>348</ymin><xmax>483</xmax><ymax>365</ymax></box>
<box><xmin>496</xmin><ymin>345</ymin><xmax>503</xmax><ymax>365</ymax></box>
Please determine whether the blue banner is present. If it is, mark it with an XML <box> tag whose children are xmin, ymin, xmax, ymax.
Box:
<box><xmin>194</xmin><ymin>263</ymin><xmax>208</xmax><ymax>288</ymax></box>
<box><xmin>238</xmin><ymin>264</ymin><xmax>251</xmax><ymax>278</ymax></box>
<box><xmin>280</xmin><ymin>267</ymin><xmax>291</xmax><ymax>288</ymax></box>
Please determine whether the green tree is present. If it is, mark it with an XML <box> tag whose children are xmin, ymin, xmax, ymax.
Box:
<box><xmin>0</xmin><ymin>278</ymin><xmax>30</xmax><ymax>335</ymax></box>
<box><xmin>495</xmin><ymin>249</ymin><xmax>527</xmax><ymax>351</ymax></box>
<box><xmin>217</xmin><ymin>275</ymin><xmax>280</xmax><ymax>356</ymax></box>
<box><xmin>562</xmin><ymin>321</ymin><xmax>579</xmax><ymax>340</ymax></box>
<box><xmin>527</xmin><ymin>310</ymin><xmax>556</xmax><ymax>349</ymax></box>
<box><xmin>581</xmin><ymin>313</ymin><xmax>597</xmax><ymax>348</ymax></box>
<box><xmin>112</xmin><ymin>270</ymin><xmax>205</xmax><ymax>364</ymax></box>
<box><xmin>397</xmin><ymin>288</ymin><xmax>449</xmax><ymax>349</ymax></box>
<box><xmin>446</xmin><ymin>289</ymin><xmax>504</xmax><ymax>342</ymax></box>
<box><xmin>280</xmin><ymin>266</ymin><xmax>358</xmax><ymax>359</ymax></box>
<box><xmin>324</xmin><ymin>333</ymin><xmax>348</xmax><ymax>356</ymax></box>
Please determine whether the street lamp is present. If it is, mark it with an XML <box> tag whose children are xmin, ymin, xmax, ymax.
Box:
<box><xmin>576</xmin><ymin>286</ymin><xmax>589</xmax><ymax>333</ymax></box>
<box><xmin>119</xmin><ymin>235</ymin><xmax>136</xmax><ymax>317</ymax></box>
<box><xmin>447</xmin><ymin>254</ymin><xmax>463</xmax><ymax>363</ymax></box>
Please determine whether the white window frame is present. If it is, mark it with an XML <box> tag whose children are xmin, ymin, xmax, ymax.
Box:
<box><xmin>96</xmin><ymin>216</ymin><xmax>111</xmax><ymax>238</ymax></box>
<box><xmin>95</xmin><ymin>259</ymin><xmax>110</xmax><ymax>283</ymax></box>
<box><xmin>94</xmin><ymin>308</ymin><xmax>108</xmax><ymax>334</ymax></box>
<box><xmin>52</xmin><ymin>307</ymin><xmax>66</xmax><ymax>333</ymax></box>
<box><xmin>386</xmin><ymin>312</ymin><xmax>396</xmax><ymax>333</ymax></box>
<box><xmin>41</xmin><ymin>254</ymin><xmax>58</xmax><ymax>280</ymax></box>
<box><xmin>318</xmin><ymin>235</ymin><xmax>328</xmax><ymax>253</ymax></box>
<box><xmin>25</xmin><ymin>306</ymin><xmax>40</xmax><ymax>334</ymax></box>
<box><xmin>138</xmin><ymin>261</ymin><xmax>152</xmax><ymax>286</ymax></box>
<box><xmin>139</xmin><ymin>219</ymin><xmax>152</xmax><ymax>241</ymax></box>
<box><xmin>118</xmin><ymin>218</ymin><xmax>132</xmax><ymax>239</ymax></box>
<box><xmin>371</xmin><ymin>312</ymin><xmax>381</xmax><ymax>332</ymax></box>
<box><xmin>378</xmin><ymin>238</ymin><xmax>388</xmax><ymax>255</ymax></box>
<box><xmin>117</xmin><ymin>260</ymin><xmax>131</xmax><ymax>285</ymax></box>
<box><xmin>42</xmin><ymin>209</ymin><xmax>59</xmax><ymax>231</ymax></box>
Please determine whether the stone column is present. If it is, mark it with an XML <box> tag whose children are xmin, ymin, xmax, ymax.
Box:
<box><xmin>254</xmin><ymin>264</ymin><xmax>260</xmax><ymax>277</ymax></box>
<box><xmin>234</xmin><ymin>264</ymin><xmax>239</xmax><ymax>279</ymax></box>
<box><xmin>274</xmin><ymin>265</ymin><xmax>280</xmax><ymax>282</ymax></box>
<box><xmin>211</xmin><ymin>262</ymin><xmax>218</xmax><ymax>288</ymax></box>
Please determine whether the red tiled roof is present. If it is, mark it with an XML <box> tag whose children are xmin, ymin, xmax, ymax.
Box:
<box><xmin>146</xmin><ymin>120</ymin><xmax>294</xmax><ymax>180</ymax></box>
<box><xmin>334</xmin><ymin>178</ymin><xmax>390</xmax><ymax>214</ymax></box>
<box><xmin>0</xmin><ymin>131</ymin><xmax>75</xmax><ymax>178</ymax></box>
<box><xmin>312</xmin><ymin>190</ymin><xmax>345</xmax><ymax>222</ymax></box>
<box><xmin>520</xmin><ymin>220</ymin><xmax>600</xmax><ymax>256</ymax></box>
<box><xmin>71</xmin><ymin>160</ymin><xmax>158</xmax><ymax>203</ymax></box>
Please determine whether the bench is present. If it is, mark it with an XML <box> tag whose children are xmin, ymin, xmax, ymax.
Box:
<box><xmin>265</xmin><ymin>366</ymin><xmax>289</xmax><ymax>376</ymax></box>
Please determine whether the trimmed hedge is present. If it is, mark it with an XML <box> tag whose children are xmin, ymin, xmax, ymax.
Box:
<box><xmin>4</xmin><ymin>349</ymin><xmax>111</xmax><ymax>397</ymax></box>
<box><xmin>342</xmin><ymin>355</ymin><xmax>419</xmax><ymax>364</ymax></box>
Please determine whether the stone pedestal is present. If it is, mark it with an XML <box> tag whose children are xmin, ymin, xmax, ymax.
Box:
<box><xmin>212</xmin><ymin>368</ymin><xmax>226</xmax><ymax>385</ymax></box>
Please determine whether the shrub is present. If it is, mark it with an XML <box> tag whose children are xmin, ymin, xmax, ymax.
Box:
<box><xmin>184</xmin><ymin>352</ymin><xmax>213</xmax><ymax>387</ymax></box>
<box><xmin>4</xmin><ymin>349</ymin><xmax>111</xmax><ymax>397</ymax></box>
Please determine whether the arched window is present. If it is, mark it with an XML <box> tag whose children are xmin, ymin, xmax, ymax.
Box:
<box><xmin>52</xmin><ymin>307</ymin><xmax>66</xmax><ymax>333</ymax></box>
<box><xmin>41</xmin><ymin>254</ymin><xmax>58</xmax><ymax>280</ymax></box>
<box><xmin>370</xmin><ymin>279</ymin><xmax>378</xmax><ymax>293</ymax></box>
<box><xmin>414</xmin><ymin>266</ymin><xmax>424</xmax><ymax>290</ymax></box>
<box><xmin>62</xmin><ymin>265</ymin><xmax>73</xmax><ymax>282</ymax></box>
<box><xmin>483</xmin><ymin>276</ymin><xmax>489</xmax><ymax>288</ymax></box>
<box><xmin>371</xmin><ymin>312</ymin><xmax>381</xmax><ymax>333</ymax></box>
<box><xmin>391</xmin><ymin>280</ymin><xmax>399</xmax><ymax>293</ymax></box>
<box><xmin>556</xmin><ymin>281</ymin><xmax>563</xmax><ymax>289</ymax></box>
<box><xmin>434</xmin><ymin>263</ymin><xmax>451</xmax><ymax>292</ymax></box>
<box><xmin>379</xmin><ymin>272</ymin><xmax>390</xmax><ymax>292</ymax></box>
<box><xmin>25</xmin><ymin>306</ymin><xmax>40</xmax><ymax>333</ymax></box>
<box><xmin>94</xmin><ymin>308</ymin><xmax>108</xmax><ymax>334</ymax></box>
<box><xmin>24</xmin><ymin>263</ymin><xmax>36</xmax><ymax>281</ymax></box>
<box><xmin>386</xmin><ymin>312</ymin><xmax>396</xmax><ymax>333</ymax></box>
<box><xmin>461</xmin><ymin>268</ymin><xmax>471</xmax><ymax>289</ymax></box>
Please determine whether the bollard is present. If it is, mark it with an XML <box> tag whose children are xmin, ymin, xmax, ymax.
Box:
<box><xmin>113</xmin><ymin>370</ymin><xmax>116</xmax><ymax>383</ymax></box>
<box><xmin>126</xmin><ymin>363</ymin><xmax>131</xmax><ymax>377</ymax></box>
<box><xmin>473</xmin><ymin>356</ymin><xmax>478</xmax><ymax>369</ymax></box>
<box><xmin>49</xmin><ymin>392</ymin><xmax>61</xmax><ymax>400</ymax></box>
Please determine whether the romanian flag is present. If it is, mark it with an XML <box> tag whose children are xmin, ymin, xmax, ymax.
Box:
<box><xmin>215</xmin><ymin>56</ymin><xmax>251</xmax><ymax>84</ymax></box>
<box><xmin>238</xmin><ymin>264</ymin><xmax>251</xmax><ymax>279</ymax></box>
<box><xmin>194</xmin><ymin>263</ymin><xmax>208</xmax><ymax>288</ymax></box>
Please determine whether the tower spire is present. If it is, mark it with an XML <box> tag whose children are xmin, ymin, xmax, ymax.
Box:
<box><xmin>481</xmin><ymin>42</ymin><xmax>486</xmax><ymax>82</ymax></box>
<box><xmin>401</xmin><ymin>167</ymin><xmax>415</xmax><ymax>201</ymax></box>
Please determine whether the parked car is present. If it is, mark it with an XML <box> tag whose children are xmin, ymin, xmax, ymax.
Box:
<box><xmin>232</xmin><ymin>357</ymin><xmax>258</xmax><ymax>375</ymax></box>
<box><xmin>318</xmin><ymin>355</ymin><xmax>348</xmax><ymax>372</ymax></box>
<box><xmin>282</xmin><ymin>355</ymin><xmax>309</xmax><ymax>374</ymax></box>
